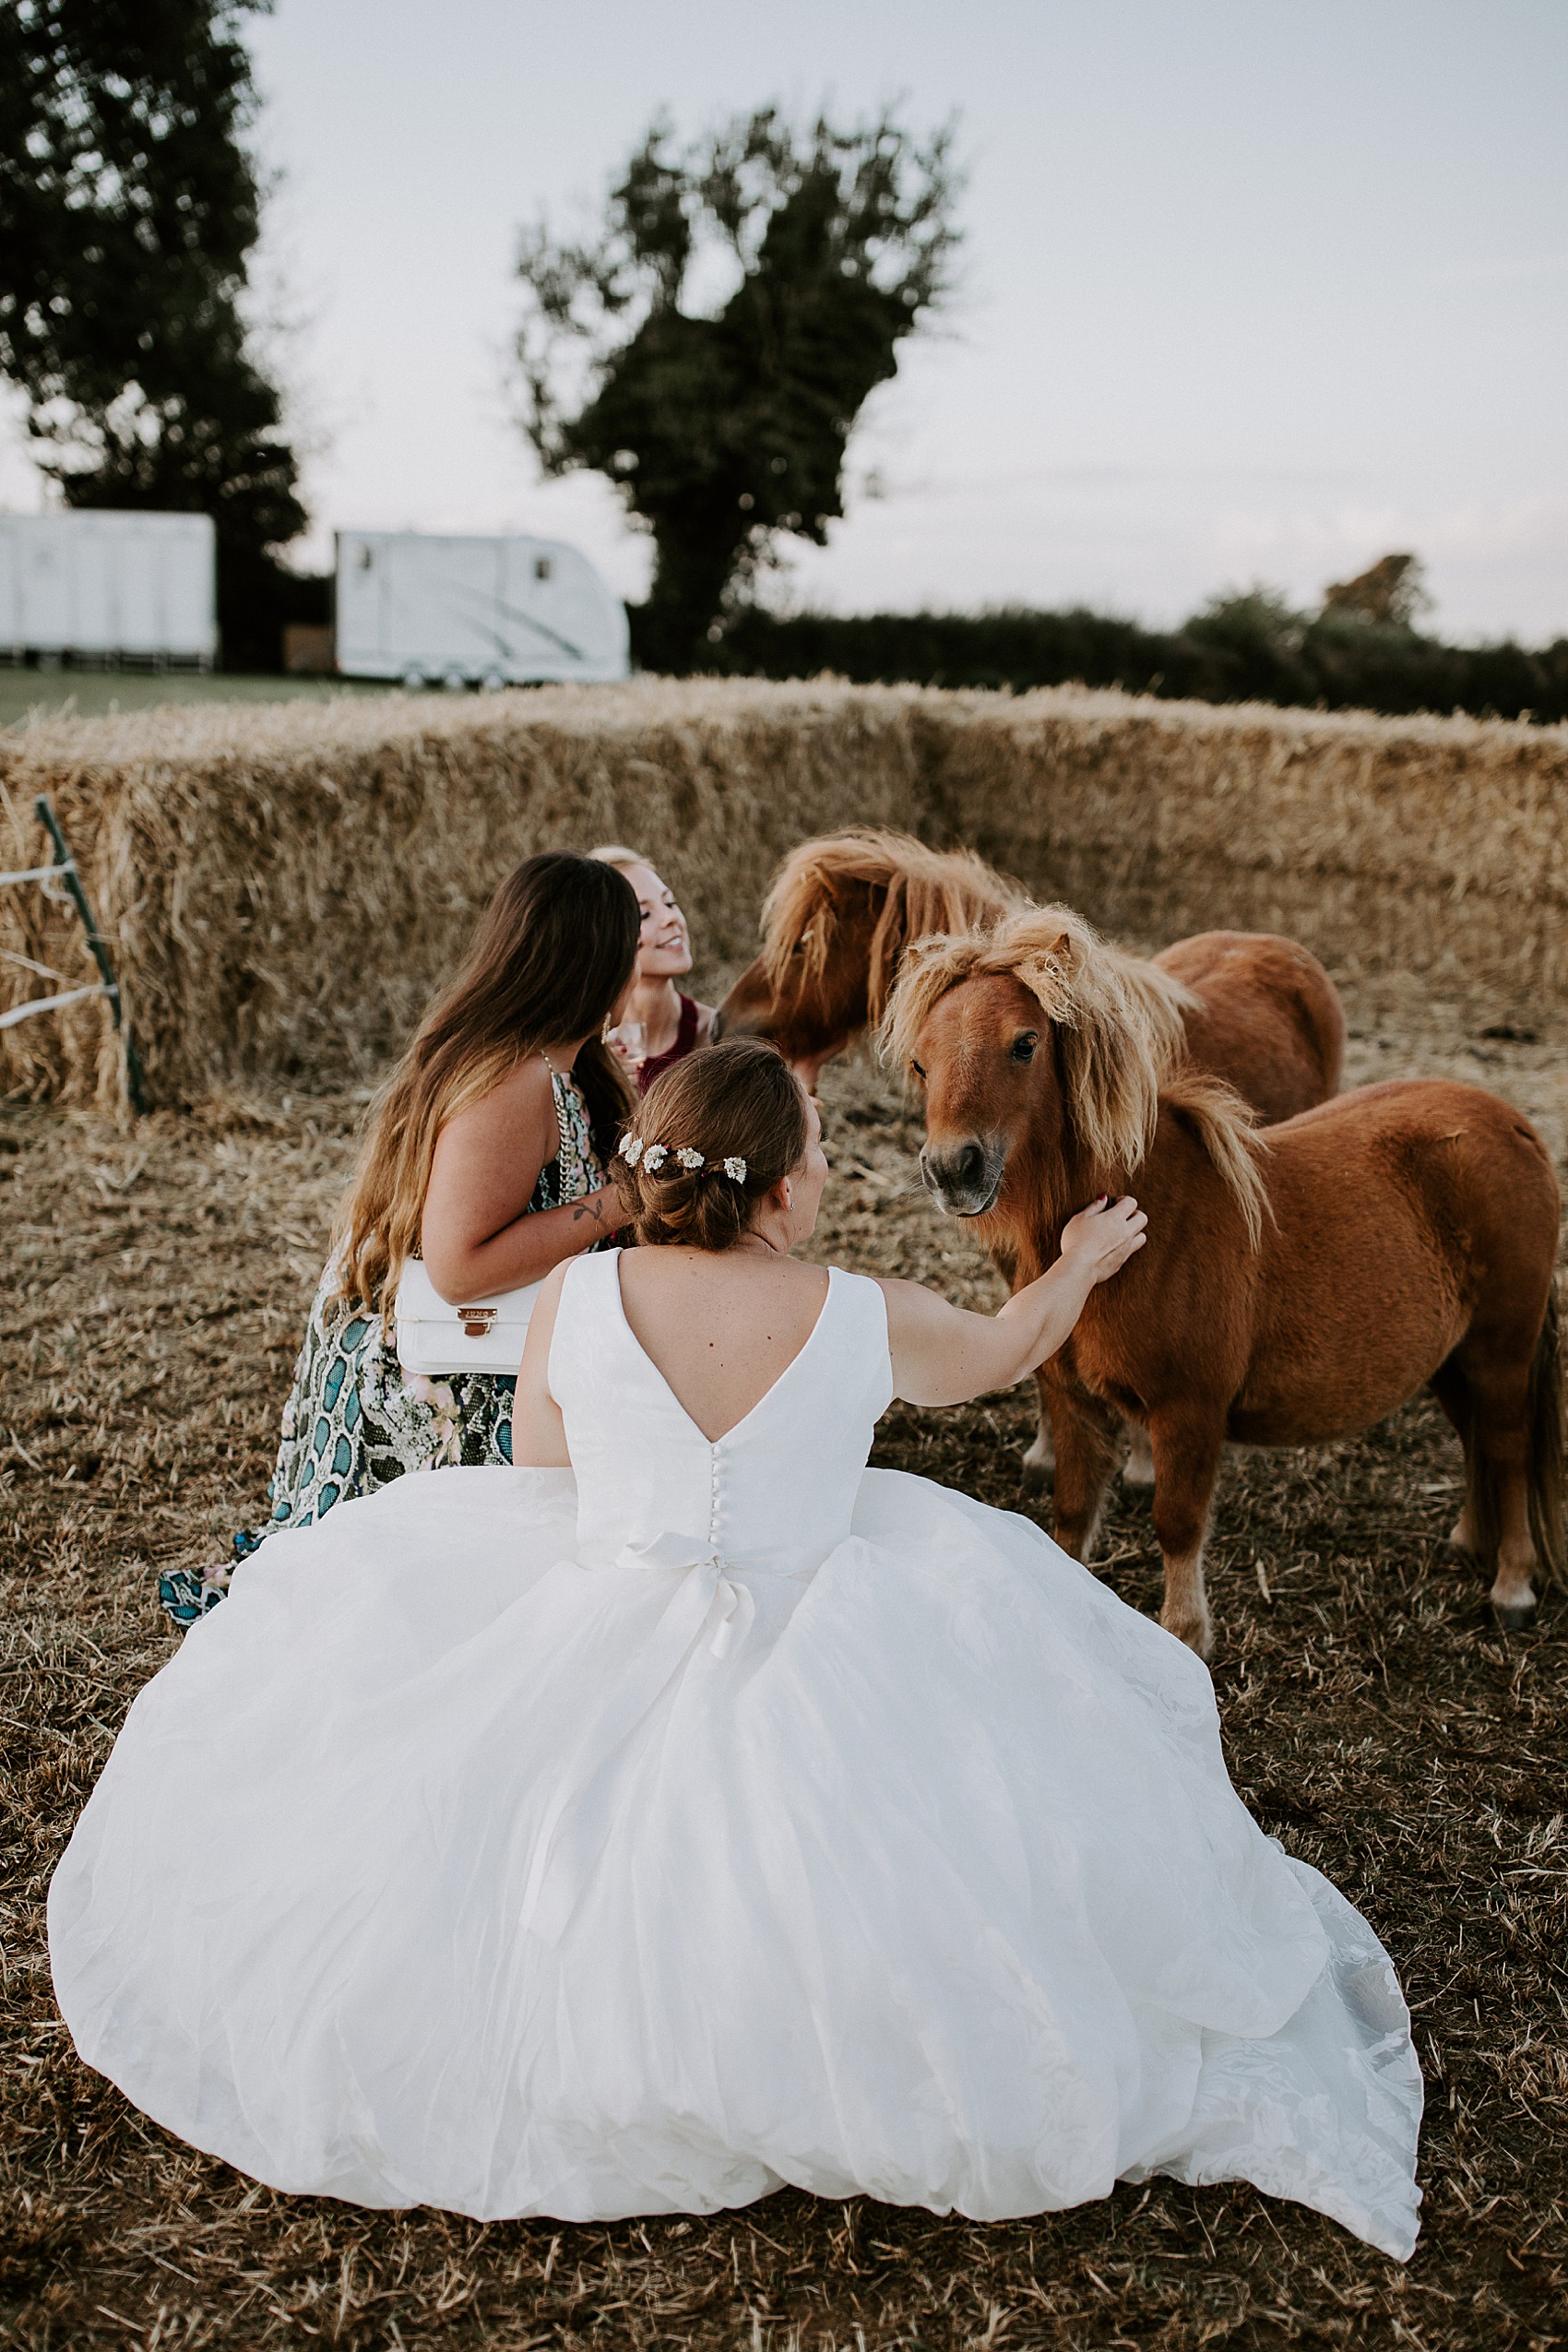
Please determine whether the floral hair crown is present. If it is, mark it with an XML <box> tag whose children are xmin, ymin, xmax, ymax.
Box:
<box><xmin>619</xmin><ymin>1134</ymin><xmax>747</xmax><ymax>1184</ymax></box>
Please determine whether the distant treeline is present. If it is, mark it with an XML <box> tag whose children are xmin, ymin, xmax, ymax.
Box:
<box><xmin>666</xmin><ymin>597</ymin><xmax>1568</xmax><ymax>723</ymax></box>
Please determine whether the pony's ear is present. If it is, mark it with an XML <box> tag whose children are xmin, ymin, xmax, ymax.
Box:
<box><xmin>1010</xmin><ymin>928</ymin><xmax>1079</xmax><ymax>1021</ymax></box>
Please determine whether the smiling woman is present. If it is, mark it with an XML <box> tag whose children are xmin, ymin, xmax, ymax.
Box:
<box><xmin>590</xmin><ymin>844</ymin><xmax>716</xmax><ymax>1091</ymax></box>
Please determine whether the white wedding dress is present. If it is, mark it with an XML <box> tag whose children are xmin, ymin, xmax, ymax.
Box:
<box><xmin>50</xmin><ymin>1253</ymin><xmax>1422</xmax><ymax>2255</ymax></box>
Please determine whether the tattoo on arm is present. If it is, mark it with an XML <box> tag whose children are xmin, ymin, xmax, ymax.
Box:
<box><xmin>572</xmin><ymin>1195</ymin><xmax>608</xmax><ymax>1229</ymax></box>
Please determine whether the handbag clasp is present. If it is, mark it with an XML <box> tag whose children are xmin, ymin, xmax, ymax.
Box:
<box><xmin>459</xmin><ymin>1307</ymin><xmax>498</xmax><ymax>1338</ymax></box>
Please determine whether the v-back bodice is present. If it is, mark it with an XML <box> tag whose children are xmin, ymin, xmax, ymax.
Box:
<box><xmin>549</xmin><ymin>1250</ymin><xmax>894</xmax><ymax>1571</ymax></box>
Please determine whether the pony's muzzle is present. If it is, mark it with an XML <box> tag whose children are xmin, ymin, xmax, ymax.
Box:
<box><xmin>920</xmin><ymin>1138</ymin><xmax>1005</xmax><ymax>1218</ymax></box>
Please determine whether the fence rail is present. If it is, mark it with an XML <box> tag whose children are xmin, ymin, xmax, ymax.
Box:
<box><xmin>0</xmin><ymin>797</ymin><xmax>144</xmax><ymax>1111</ymax></box>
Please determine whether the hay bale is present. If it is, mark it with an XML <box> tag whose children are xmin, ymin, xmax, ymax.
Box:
<box><xmin>3</xmin><ymin>678</ymin><xmax>1564</xmax><ymax>1110</ymax></box>
<box><xmin>924</xmin><ymin>691</ymin><xmax>1568</xmax><ymax>1003</ymax></box>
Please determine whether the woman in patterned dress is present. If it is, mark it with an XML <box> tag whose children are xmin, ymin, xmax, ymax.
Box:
<box><xmin>160</xmin><ymin>852</ymin><xmax>639</xmax><ymax>1626</ymax></box>
<box><xmin>589</xmin><ymin>847</ymin><xmax>715</xmax><ymax>1094</ymax></box>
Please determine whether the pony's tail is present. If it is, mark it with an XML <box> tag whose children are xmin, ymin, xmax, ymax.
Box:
<box><xmin>1526</xmin><ymin>1282</ymin><xmax>1566</xmax><ymax>1588</ymax></box>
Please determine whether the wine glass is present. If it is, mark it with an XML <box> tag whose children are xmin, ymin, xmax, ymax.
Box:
<box><xmin>606</xmin><ymin>1018</ymin><xmax>647</xmax><ymax>1071</ymax></box>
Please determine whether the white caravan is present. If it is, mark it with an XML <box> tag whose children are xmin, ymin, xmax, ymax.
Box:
<box><xmin>0</xmin><ymin>510</ymin><xmax>217</xmax><ymax>668</ymax></box>
<box><xmin>335</xmin><ymin>530</ymin><xmax>629</xmax><ymax>688</ymax></box>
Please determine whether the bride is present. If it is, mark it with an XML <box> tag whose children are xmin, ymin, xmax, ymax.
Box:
<box><xmin>50</xmin><ymin>1039</ymin><xmax>1422</xmax><ymax>2257</ymax></box>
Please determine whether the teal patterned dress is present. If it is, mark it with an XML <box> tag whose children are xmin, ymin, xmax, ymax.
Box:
<box><xmin>160</xmin><ymin>1071</ymin><xmax>604</xmax><ymax>1627</ymax></box>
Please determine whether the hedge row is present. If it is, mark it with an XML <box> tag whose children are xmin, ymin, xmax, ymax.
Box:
<box><xmin>695</xmin><ymin>602</ymin><xmax>1568</xmax><ymax>724</ymax></box>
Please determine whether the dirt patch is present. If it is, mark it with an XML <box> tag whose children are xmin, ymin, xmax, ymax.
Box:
<box><xmin>1</xmin><ymin>1008</ymin><xmax>1564</xmax><ymax>2347</ymax></box>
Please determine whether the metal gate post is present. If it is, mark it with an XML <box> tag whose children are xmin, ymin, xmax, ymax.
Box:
<box><xmin>32</xmin><ymin>795</ymin><xmax>148</xmax><ymax>1114</ymax></box>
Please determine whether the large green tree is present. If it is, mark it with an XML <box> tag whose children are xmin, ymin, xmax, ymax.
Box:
<box><xmin>516</xmin><ymin>108</ymin><xmax>961</xmax><ymax>671</ymax></box>
<box><xmin>0</xmin><ymin>0</ymin><xmax>309</xmax><ymax>664</ymax></box>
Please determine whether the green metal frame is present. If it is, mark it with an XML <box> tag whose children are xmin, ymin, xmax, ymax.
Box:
<box><xmin>32</xmin><ymin>794</ymin><xmax>147</xmax><ymax>1114</ymax></box>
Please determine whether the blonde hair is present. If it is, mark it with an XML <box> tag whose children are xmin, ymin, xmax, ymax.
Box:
<box><xmin>588</xmin><ymin>843</ymin><xmax>656</xmax><ymax>874</ymax></box>
<box><xmin>759</xmin><ymin>828</ymin><xmax>1022</xmax><ymax>1028</ymax></box>
<box><xmin>334</xmin><ymin>853</ymin><xmax>639</xmax><ymax>1313</ymax></box>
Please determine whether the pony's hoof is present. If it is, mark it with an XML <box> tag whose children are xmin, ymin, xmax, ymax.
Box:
<box><xmin>1447</xmin><ymin>1512</ymin><xmax>1477</xmax><ymax>1555</ymax></box>
<box><xmin>1160</xmin><ymin>1605</ymin><xmax>1214</xmax><ymax>1660</ymax></box>
<box><xmin>1491</xmin><ymin>1598</ymin><xmax>1538</xmax><ymax>1632</ymax></box>
<box><xmin>1020</xmin><ymin>1443</ymin><xmax>1054</xmax><ymax>1488</ymax></box>
<box><xmin>1122</xmin><ymin>1435</ymin><xmax>1156</xmax><ymax>1490</ymax></box>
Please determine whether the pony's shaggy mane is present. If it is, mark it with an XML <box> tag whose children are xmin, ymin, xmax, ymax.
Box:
<box><xmin>884</xmin><ymin>906</ymin><xmax>1270</xmax><ymax>1249</ymax></box>
<box><xmin>759</xmin><ymin>829</ymin><xmax>1023</xmax><ymax>1027</ymax></box>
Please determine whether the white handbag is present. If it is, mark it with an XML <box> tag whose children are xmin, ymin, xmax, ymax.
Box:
<box><xmin>391</xmin><ymin>1257</ymin><xmax>541</xmax><ymax>1378</ymax></box>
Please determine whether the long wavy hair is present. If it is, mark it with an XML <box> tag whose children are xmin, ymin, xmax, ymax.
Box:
<box><xmin>334</xmin><ymin>852</ymin><xmax>640</xmax><ymax>1312</ymax></box>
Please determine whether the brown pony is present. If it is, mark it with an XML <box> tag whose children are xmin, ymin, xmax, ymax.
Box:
<box><xmin>885</xmin><ymin>907</ymin><xmax>1565</xmax><ymax>1657</ymax></box>
<box><xmin>718</xmin><ymin>826</ymin><xmax>1348</xmax><ymax>1484</ymax></box>
<box><xmin>716</xmin><ymin>831</ymin><xmax>1020</xmax><ymax>1089</ymax></box>
<box><xmin>715</xmin><ymin>828</ymin><xmax>1346</xmax><ymax>1119</ymax></box>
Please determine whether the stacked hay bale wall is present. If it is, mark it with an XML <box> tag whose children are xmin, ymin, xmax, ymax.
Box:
<box><xmin>2</xmin><ymin>677</ymin><xmax>1564</xmax><ymax>1110</ymax></box>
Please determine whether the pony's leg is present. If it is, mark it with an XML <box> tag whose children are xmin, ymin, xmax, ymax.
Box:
<box><xmin>1047</xmin><ymin>1391</ymin><xmax>1120</xmax><ymax>1563</ymax></box>
<box><xmin>1123</xmin><ymin>1421</ymin><xmax>1156</xmax><ymax>1488</ymax></box>
<box><xmin>1146</xmin><ymin>1413</ymin><xmax>1227</xmax><ymax>1658</ymax></box>
<box><xmin>1490</xmin><ymin>1470</ymin><xmax>1540</xmax><ymax>1628</ymax></box>
<box><xmin>1428</xmin><ymin>1361</ymin><xmax>1477</xmax><ymax>1552</ymax></box>
<box><xmin>1032</xmin><ymin>1392</ymin><xmax>1152</xmax><ymax>1488</ymax></box>
<box><xmin>1471</xmin><ymin>1376</ymin><xmax>1539</xmax><ymax>1628</ymax></box>
<box><xmin>1021</xmin><ymin>1370</ymin><xmax>1055</xmax><ymax>1482</ymax></box>
<box><xmin>1435</xmin><ymin>1355</ymin><xmax>1539</xmax><ymax>1624</ymax></box>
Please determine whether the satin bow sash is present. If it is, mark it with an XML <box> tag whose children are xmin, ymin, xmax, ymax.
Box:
<box><xmin>518</xmin><ymin>1532</ymin><xmax>756</xmax><ymax>1945</ymax></box>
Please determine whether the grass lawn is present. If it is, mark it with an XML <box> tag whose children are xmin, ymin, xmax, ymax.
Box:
<box><xmin>1</xmin><ymin>671</ymin><xmax>415</xmax><ymax>730</ymax></box>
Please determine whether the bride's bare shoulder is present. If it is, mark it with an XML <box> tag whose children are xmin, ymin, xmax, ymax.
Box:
<box><xmin>622</xmin><ymin>1243</ymin><xmax>826</xmax><ymax>1279</ymax></box>
<box><xmin>618</xmin><ymin>1246</ymin><xmax>829</xmax><ymax>1312</ymax></box>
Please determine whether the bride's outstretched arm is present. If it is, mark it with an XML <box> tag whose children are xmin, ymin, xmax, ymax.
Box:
<box><xmin>878</xmin><ymin>1195</ymin><xmax>1146</xmax><ymax>1408</ymax></box>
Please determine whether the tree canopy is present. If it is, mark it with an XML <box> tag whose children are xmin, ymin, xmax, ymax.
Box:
<box><xmin>516</xmin><ymin>107</ymin><xmax>961</xmax><ymax>670</ymax></box>
<box><xmin>1321</xmin><ymin>552</ymin><xmax>1431</xmax><ymax>631</ymax></box>
<box><xmin>0</xmin><ymin>0</ymin><xmax>308</xmax><ymax>662</ymax></box>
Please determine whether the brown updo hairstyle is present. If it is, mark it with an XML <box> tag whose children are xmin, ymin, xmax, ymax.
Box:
<box><xmin>613</xmin><ymin>1038</ymin><xmax>808</xmax><ymax>1252</ymax></box>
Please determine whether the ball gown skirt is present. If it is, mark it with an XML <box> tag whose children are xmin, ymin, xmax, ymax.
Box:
<box><xmin>50</xmin><ymin>1255</ymin><xmax>1422</xmax><ymax>2256</ymax></box>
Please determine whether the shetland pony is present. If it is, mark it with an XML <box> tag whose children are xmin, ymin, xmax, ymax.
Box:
<box><xmin>717</xmin><ymin>827</ymin><xmax>1348</xmax><ymax>1482</ymax></box>
<box><xmin>885</xmin><ymin>908</ymin><xmax>1564</xmax><ymax>1657</ymax></box>
<box><xmin>715</xmin><ymin>829</ymin><xmax>1347</xmax><ymax>1118</ymax></box>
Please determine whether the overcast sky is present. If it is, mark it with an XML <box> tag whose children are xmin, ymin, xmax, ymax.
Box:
<box><xmin>5</xmin><ymin>0</ymin><xmax>1565</xmax><ymax>638</ymax></box>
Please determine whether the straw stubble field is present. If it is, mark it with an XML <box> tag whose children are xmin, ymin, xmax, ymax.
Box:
<box><xmin>2</xmin><ymin>990</ymin><xmax>1565</xmax><ymax>2350</ymax></box>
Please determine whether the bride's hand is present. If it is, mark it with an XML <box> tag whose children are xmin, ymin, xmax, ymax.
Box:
<box><xmin>1059</xmin><ymin>1194</ymin><xmax>1147</xmax><ymax>1284</ymax></box>
<box><xmin>882</xmin><ymin>1194</ymin><xmax>1149</xmax><ymax>1408</ymax></box>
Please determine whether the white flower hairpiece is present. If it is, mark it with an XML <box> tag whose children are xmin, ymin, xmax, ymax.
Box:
<box><xmin>619</xmin><ymin>1138</ymin><xmax>749</xmax><ymax>1183</ymax></box>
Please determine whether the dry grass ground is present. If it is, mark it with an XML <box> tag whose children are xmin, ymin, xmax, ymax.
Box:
<box><xmin>2</xmin><ymin>997</ymin><xmax>1566</xmax><ymax>2349</ymax></box>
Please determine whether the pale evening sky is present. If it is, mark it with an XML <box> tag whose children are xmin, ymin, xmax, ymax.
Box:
<box><xmin>4</xmin><ymin>0</ymin><xmax>1565</xmax><ymax>641</ymax></box>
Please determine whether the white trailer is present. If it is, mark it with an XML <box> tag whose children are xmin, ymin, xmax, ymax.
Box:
<box><xmin>0</xmin><ymin>510</ymin><xmax>217</xmax><ymax>668</ymax></box>
<box><xmin>334</xmin><ymin>529</ymin><xmax>629</xmax><ymax>688</ymax></box>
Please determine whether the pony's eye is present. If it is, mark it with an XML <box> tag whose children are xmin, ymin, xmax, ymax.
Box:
<box><xmin>910</xmin><ymin>1059</ymin><xmax>926</xmax><ymax>1082</ymax></box>
<box><xmin>1011</xmin><ymin>1032</ymin><xmax>1039</xmax><ymax>1063</ymax></box>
